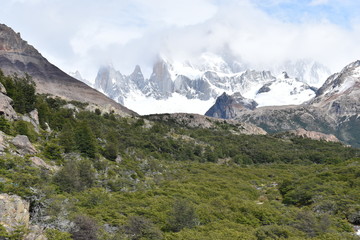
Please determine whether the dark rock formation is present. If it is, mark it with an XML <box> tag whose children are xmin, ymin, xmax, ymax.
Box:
<box><xmin>205</xmin><ymin>92</ymin><xmax>258</xmax><ymax>119</ymax></box>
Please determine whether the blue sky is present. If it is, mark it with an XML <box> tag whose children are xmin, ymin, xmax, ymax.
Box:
<box><xmin>1</xmin><ymin>0</ymin><xmax>360</xmax><ymax>79</ymax></box>
<box><xmin>255</xmin><ymin>0</ymin><xmax>360</xmax><ymax>27</ymax></box>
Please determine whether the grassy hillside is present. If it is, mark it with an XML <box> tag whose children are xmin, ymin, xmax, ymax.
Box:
<box><xmin>0</xmin><ymin>72</ymin><xmax>360</xmax><ymax>239</ymax></box>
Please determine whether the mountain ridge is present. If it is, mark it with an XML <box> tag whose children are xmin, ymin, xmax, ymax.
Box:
<box><xmin>0</xmin><ymin>23</ymin><xmax>136</xmax><ymax>117</ymax></box>
<box><xmin>205</xmin><ymin>60</ymin><xmax>360</xmax><ymax>147</ymax></box>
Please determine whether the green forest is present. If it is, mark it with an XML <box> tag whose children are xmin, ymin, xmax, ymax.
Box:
<box><xmin>0</xmin><ymin>71</ymin><xmax>360</xmax><ymax>239</ymax></box>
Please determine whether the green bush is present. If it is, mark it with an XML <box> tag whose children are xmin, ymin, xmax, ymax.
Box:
<box><xmin>125</xmin><ymin>215</ymin><xmax>163</xmax><ymax>240</ymax></box>
<box><xmin>167</xmin><ymin>199</ymin><xmax>198</xmax><ymax>232</ymax></box>
<box><xmin>53</xmin><ymin>159</ymin><xmax>95</xmax><ymax>193</ymax></box>
<box><xmin>0</xmin><ymin>116</ymin><xmax>12</xmax><ymax>135</ymax></box>
<box><xmin>45</xmin><ymin>229</ymin><xmax>72</xmax><ymax>240</ymax></box>
<box><xmin>255</xmin><ymin>225</ymin><xmax>293</xmax><ymax>240</ymax></box>
<box><xmin>13</xmin><ymin>120</ymin><xmax>37</xmax><ymax>142</ymax></box>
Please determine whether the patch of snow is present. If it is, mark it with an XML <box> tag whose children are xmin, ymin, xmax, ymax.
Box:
<box><xmin>170</xmin><ymin>62</ymin><xmax>203</xmax><ymax>80</ymax></box>
<box><xmin>125</xmin><ymin>93</ymin><xmax>216</xmax><ymax>115</ymax></box>
<box><xmin>337</xmin><ymin>78</ymin><xmax>356</xmax><ymax>93</ymax></box>
<box><xmin>254</xmin><ymin>78</ymin><xmax>315</xmax><ymax>107</ymax></box>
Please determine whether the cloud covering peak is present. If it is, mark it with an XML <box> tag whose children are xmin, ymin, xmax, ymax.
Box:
<box><xmin>1</xmin><ymin>0</ymin><xmax>360</xmax><ymax>79</ymax></box>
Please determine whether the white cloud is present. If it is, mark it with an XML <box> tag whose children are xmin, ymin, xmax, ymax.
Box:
<box><xmin>1</xmin><ymin>0</ymin><xmax>360</xmax><ymax>80</ymax></box>
<box><xmin>132</xmin><ymin>0</ymin><xmax>218</xmax><ymax>27</ymax></box>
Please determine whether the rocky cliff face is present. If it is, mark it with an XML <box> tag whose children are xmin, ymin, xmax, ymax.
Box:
<box><xmin>206</xmin><ymin>60</ymin><xmax>360</xmax><ymax>147</ymax></box>
<box><xmin>0</xmin><ymin>24</ymin><xmax>136</xmax><ymax>116</ymax></box>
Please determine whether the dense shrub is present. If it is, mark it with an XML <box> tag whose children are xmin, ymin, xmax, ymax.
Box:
<box><xmin>0</xmin><ymin>71</ymin><xmax>36</xmax><ymax>114</ymax></box>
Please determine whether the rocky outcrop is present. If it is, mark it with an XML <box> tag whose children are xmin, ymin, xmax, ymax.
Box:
<box><xmin>24</xmin><ymin>225</ymin><xmax>47</xmax><ymax>240</ymax></box>
<box><xmin>205</xmin><ymin>92</ymin><xmax>257</xmax><ymax>119</ymax></box>
<box><xmin>0</xmin><ymin>194</ymin><xmax>47</xmax><ymax>240</ymax></box>
<box><xmin>0</xmin><ymin>193</ymin><xmax>30</xmax><ymax>231</ymax></box>
<box><xmin>146</xmin><ymin>113</ymin><xmax>266</xmax><ymax>135</ymax></box>
<box><xmin>0</xmin><ymin>82</ymin><xmax>6</xmax><ymax>94</ymax></box>
<box><xmin>288</xmin><ymin>128</ymin><xmax>340</xmax><ymax>142</ymax></box>
<box><xmin>11</xmin><ymin>135</ymin><xmax>37</xmax><ymax>155</ymax></box>
<box><xmin>0</xmin><ymin>131</ymin><xmax>8</xmax><ymax>152</ymax></box>
<box><xmin>0</xmin><ymin>92</ymin><xmax>17</xmax><ymax>120</ymax></box>
<box><xmin>21</xmin><ymin>109</ymin><xmax>40</xmax><ymax>133</ymax></box>
<box><xmin>0</xmin><ymin>23</ymin><xmax>136</xmax><ymax>117</ymax></box>
<box><xmin>30</xmin><ymin>156</ymin><xmax>59</xmax><ymax>172</ymax></box>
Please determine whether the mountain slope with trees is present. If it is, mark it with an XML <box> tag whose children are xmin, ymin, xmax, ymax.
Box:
<box><xmin>0</xmin><ymin>72</ymin><xmax>359</xmax><ymax>239</ymax></box>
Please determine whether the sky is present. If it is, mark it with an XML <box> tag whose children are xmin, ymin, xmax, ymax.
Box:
<box><xmin>1</xmin><ymin>0</ymin><xmax>360</xmax><ymax>80</ymax></box>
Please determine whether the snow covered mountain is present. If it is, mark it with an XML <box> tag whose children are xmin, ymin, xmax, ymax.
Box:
<box><xmin>206</xmin><ymin>60</ymin><xmax>360</xmax><ymax>147</ymax></box>
<box><xmin>92</xmin><ymin>53</ymin><xmax>330</xmax><ymax>115</ymax></box>
<box><xmin>251</xmin><ymin>72</ymin><xmax>316</xmax><ymax>107</ymax></box>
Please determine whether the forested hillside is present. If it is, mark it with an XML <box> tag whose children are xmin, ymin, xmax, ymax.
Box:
<box><xmin>0</xmin><ymin>72</ymin><xmax>359</xmax><ymax>239</ymax></box>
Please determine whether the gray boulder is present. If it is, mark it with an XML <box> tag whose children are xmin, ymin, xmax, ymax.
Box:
<box><xmin>0</xmin><ymin>92</ymin><xmax>17</xmax><ymax>120</ymax></box>
<box><xmin>0</xmin><ymin>82</ymin><xmax>7</xmax><ymax>94</ymax></box>
<box><xmin>11</xmin><ymin>135</ymin><xmax>37</xmax><ymax>155</ymax></box>
<box><xmin>30</xmin><ymin>156</ymin><xmax>59</xmax><ymax>172</ymax></box>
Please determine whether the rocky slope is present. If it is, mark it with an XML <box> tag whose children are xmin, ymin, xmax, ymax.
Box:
<box><xmin>286</xmin><ymin>128</ymin><xmax>340</xmax><ymax>143</ymax></box>
<box><xmin>146</xmin><ymin>113</ymin><xmax>267</xmax><ymax>135</ymax></box>
<box><xmin>0</xmin><ymin>24</ymin><xmax>136</xmax><ymax>116</ymax></box>
<box><xmin>206</xmin><ymin>60</ymin><xmax>360</xmax><ymax>147</ymax></box>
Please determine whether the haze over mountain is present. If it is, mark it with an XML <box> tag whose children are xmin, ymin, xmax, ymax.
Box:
<box><xmin>92</xmin><ymin>54</ymin><xmax>330</xmax><ymax>115</ymax></box>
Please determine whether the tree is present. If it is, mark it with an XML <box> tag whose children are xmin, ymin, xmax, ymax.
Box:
<box><xmin>58</xmin><ymin>123</ymin><xmax>75</xmax><ymax>153</ymax></box>
<box><xmin>43</xmin><ymin>141</ymin><xmax>63</xmax><ymax>161</ymax></box>
<box><xmin>74</xmin><ymin>121</ymin><xmax>97</xmax><ymax>158</ymax></box>
<box><xmin>53</xmin><ymin>159</ymin><xmax>95</xmax><ymax>192</ymax></box>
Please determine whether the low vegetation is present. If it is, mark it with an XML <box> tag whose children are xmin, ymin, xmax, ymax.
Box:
<box><xmin>0</xmin><ymin>72</ymin><xmax>360</xmax><ymax>239</ymax></box>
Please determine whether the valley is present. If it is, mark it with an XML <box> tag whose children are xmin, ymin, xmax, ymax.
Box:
<box><xmin>0</xmin><ymin>22</ymin><xmax>359</xmax><ymax>240</ymax></box>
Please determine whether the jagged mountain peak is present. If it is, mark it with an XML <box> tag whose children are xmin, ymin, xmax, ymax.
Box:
<box><xmin>0</xmin><ymin>24</ymin><xmax>39</xmax><ymax>55</ymax></box>
<box><xmin>343</xmin><ymin>59</ymin><xmax>360</xmax><ymax>71</ymax></box>
<box><xmin>130</xmin><ymin>65</ymin><xmax>144</xmax><ymax>81</ymax></box>
<box><xmin>92</xmin><ymin>51</ymin><xmax>332</xmax><ymax>115</ymax></box>
<box><xmin>315</xmin><ymin>59</ymin><xmax>360</xmax><ymax>101</ymax></box>
<box><xmin>132</xmin><ymin>65</ymin><xmax>142</xmax><ymax>74</ymax></box>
